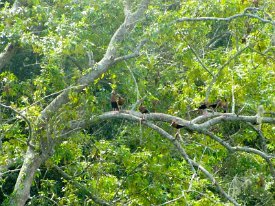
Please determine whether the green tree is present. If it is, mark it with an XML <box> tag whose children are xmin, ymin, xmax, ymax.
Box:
<box><xmin>0</xmin><ymin>0</ymin><xmax>274</xmax><ymax>205</ymax></box>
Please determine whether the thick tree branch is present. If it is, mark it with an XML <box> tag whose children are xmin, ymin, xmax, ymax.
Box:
<box><xmin>10</xmin><ymin>2</ymin><xmax>150</xmax><ymax>205</ymax></box>
<box><xmin>7</xmin><ymin>147</ymin><xmax>44</xmax><ymax>206</ymax></box>
<box><xmin>76</xmin><ymin>111</ymin><xmax>275</xmax><ymax>179</ymax></box>
<box><xmin>198</xmin><ymin>114</ymin><xmax>275</xmax><ymax>128</ymax></box>
<box><xmin>145</xmin><ymin>122</ymin><xmax>240</xmax><ymax>206</ymax></box>
<box><xmin>40</xmin><ymin>1</ymin><xmax>149</xmax><ymax>121</ymax></box>
<box><xmin>56</xmin><ymin>109</ymin><xmax>275</xmax><ymax>203</ymax></box>
<box><xmin>68</xmin><ymin>111</ymin><xmax>275</xmax><ymax>133</ymax></box>
<box><xmin>86</xmin><ymin>112</ymin><xmax>239</xmax><ymax>205</ymax></box>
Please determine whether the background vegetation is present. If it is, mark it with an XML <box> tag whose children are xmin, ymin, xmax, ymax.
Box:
<box><xmin>0</xmin><ymin>0</ymin><xmax>274</xmax><ymax>205</ymax></box>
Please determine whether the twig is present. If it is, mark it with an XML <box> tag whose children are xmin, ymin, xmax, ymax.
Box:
<box><xmin>205</xmin><ymin>45</ymin><xmax>250</xmax><ymax>100</ymax></box>
<box><xmin>156</xmin><ymin>189</ymin><xmax>220</xmax><ymax>206</ymax></box>
<box><xmin>156</xmin><ymin>195</ymin><xmax>185</xmax><ymax>206</ymax></box>
<box><xmin>202</xmin><ymin>130</ymin><xmax>275</xmax><ymax>180</ymax></box>
<box><xmin>174</xmin><ymin>12</ymin><xmax>274</xmax><ymax>25</ymax></box>
<box><xmin>113</xmin><ymin>39</ymin><xmax>147</xmax><ymax>63</ymax></box>
<box><xmin>230</xmin><ymin>69</ymin><xmax>235</xmax><ymax>113</ymax></box>
<box><xmin>125</xmin><ymin>62</ymin><xmax>140</xmax><ymax>103</ymax></box>
<box><xmin>187</xmin><ymin>43</ymin><xmax>214</xmax><ymax>77</ymax></box>
<box><xmin>0</xmin><ymin>103</ymin><xmax>34</xmax><ymax>149</ymax></box>
<box><xmin>246</xmin><ymin>122</ymin><xmax>267</xmax><ymax>152</ymax></box>
<box><xmin>144</xmin><ymin>122</ymin><xmax>239</xmax><ymax>206</ymax></box>
<box><xmin>130</xmin><ymin>96</ymin><xmax>147</xmax><ymax>111</ymax></box>
<box><xmin>0</xmin><ymin>168</ymin><xmax>21</xmax><ymax>178</ymax></box>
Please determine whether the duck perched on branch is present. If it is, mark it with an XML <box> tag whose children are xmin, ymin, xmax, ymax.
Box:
<box><xmin>171</xmin><ymin>120</ymin><xmax>184</xmax><ymax>129</ymax></box>
<box><xmin>111</xmin><ymin>90</ymin><xmax>119</xmax><ymax>111</ymax></box>
<box><xmin>198</xmin><ymin>101</ymin><xmax>209</xmax><ymax>110</ymax></box>
<box><xmin>171</xmin><ymin>120</ymin><xmax>184</xmax><ymax>139</ymax></box>
<box><xmin>198</xmin><ymin>101</ymin><xmax>210</xmax><ymax>114</ymax></box>
<box><xmin>139</xmin><ymin>104</ymin><xmax>149</xmax><ymax>114</ymax></box>
<box><xmin>198</xmin><ymin>98</ymin><xmax>228</xmax><ymax>114</ymax></box>
<box><xmin>139</xmin><ymin>99</ymin><xmax>150</xmax><ymax>120</ymax></box>
<box><xmin>117</xmin><ymin>96</ymin><xmax>125</xmax><ymax>111</ymax></box>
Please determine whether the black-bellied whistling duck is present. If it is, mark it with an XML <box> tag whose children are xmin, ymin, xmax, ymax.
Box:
<box><xmin>198</xmin><ymin>103</ymin><xmax>207</xmax><ymax>110</ymax></box>
<box><xmin>117</xmin><ymin>96</ymin><xmax>125</xmax><ymax>110</ymax></box>
<box><xmin>198</xmin><ymin>101</ymin><xmax>209</xmax><ymax>114</ymax></box>
<box><xmin>171</xmin><ymin>121</ymin><xmax>184</xmax><ymax>129</ymax></box>
<box><xmin>171</xmin><ymin>120</ymin><xmax>184</xmax><ymax>139</ymax></box>
<box><xmin>139</xmin><ymin>102</ymin><xmax>149</xmax><ymax>120</ymax></box>
<box><xmin>111</xmin><ymin>90</ymin><xmax>119</xmax><ymax>111</ymax></box>
<box><xmin>139</xmin><ymin>104</ymin><xmax>149</xmax><ymax>114</ymax></box>
<box><xmin>217</xmin><ymin>99</ymin><xmax>228</xmax><ymax>113</ymax></box>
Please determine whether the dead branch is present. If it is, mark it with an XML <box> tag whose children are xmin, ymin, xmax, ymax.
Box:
<box><xmin>174</xmin><ymin>11</ymin><xmax>274</xmax><ymax>25</ymax></box>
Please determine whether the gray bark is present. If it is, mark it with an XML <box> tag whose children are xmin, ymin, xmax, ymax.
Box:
<box><xmin>5</xmin><ymin>148</ymin><xmax>44</xmax><ymax>206</ymax></box>
<box><xmin>7</xmin><ymin>1</ymin><xmax>150</xmax><ymax>205</ymax></box>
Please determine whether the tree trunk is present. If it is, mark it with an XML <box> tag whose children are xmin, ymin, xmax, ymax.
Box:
<box><xmin>4</xmin><ymin>147</ymin><xmax>44</xmax><ymax>206</ymax></box>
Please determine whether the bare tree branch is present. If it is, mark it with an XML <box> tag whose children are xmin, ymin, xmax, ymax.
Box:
<box><xmin>125</xmin><ymin>62</ymin><xmax>140</xmax><ymax>104</ymax></box>
<box><xmin>231</xmin><ymin>70</ymin><xmax>236</xmax><ymax>114</ymax></box>
<box><xmin>40</xmin><ymin>1</ymin><xmax>150</xmax><ymax>121</ymax></box>
<box><xmin>80</xmin><ymin>111</ymin><xmax>275</xmax><ymax>181</ymax></box>
<box><xmin>139</xmin><ymin>120</ymin><xmax>239</xmax><ymax>205</ymax></box>
<box><xmin>10</xmin><ymin>2</ymin><xmax>150</xmax><ymax>204</ymax></box>
<box><xmin>174</xmin><ymin>12</ymin><xmax>274</xmax><ymax>25</ymax></box>
<box><xmin>123</xmin><ymin>0</ymin><xmax>131</xmax><ymax>16</ymax></box>
<box><xmin>83</xmin><ymin>111</ymin><xmax>239</xmax><ymax>204</ymax></box>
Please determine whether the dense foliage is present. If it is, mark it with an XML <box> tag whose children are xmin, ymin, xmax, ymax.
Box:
<box><xmin>0</xmin><ymin>0</ymin><xmax>274</xmax><ymax>205</ymax></box>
